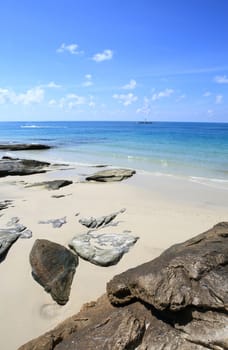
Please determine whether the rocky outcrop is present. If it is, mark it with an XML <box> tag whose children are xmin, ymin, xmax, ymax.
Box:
<box><xmin>69</xmin><ymin>231</ymin><xmax>138</xmax><ymax>266</ymax></box>
<box><xmin>19</xmin><ymin>223</ymin><xmax>228</xmax><ymax>349</ymax></box>
<box><xmin>79</xmin><ymin>208</ymin><xmax>126</xmax><ymax>229</ymax></box>
<box><xmin>0</xmin><ymin>158</ymin><xmax>50</xmax><ymax>177</ymax></box>
<box><xmin>107</xmin><ymin>222</ymin><xmax>228</xmax><ymax>311</ymax></box>
<box><xmin>0</xmin><ymin>143</ymin><xmax>51</xmax><ymax>151</ymax></box>
<box><xmin>26</xmin><ymin>179</ymin><xmax>73</xmax><ymax>190</ymax></box>
<box><xmin>86</xmin><ymin>168</ymin><xmax>136</xmax><ymax>182</ymax></box>
<box><xmin>30</xmin><ymin>239</ymin><xmax>78</xmax><ymax>305</ymax></box>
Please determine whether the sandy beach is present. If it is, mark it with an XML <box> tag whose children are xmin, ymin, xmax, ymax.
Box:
<box><xmin>0</xmin><ymin>166</ymin><xmax>227</xmax><ymax>350</ymax></box>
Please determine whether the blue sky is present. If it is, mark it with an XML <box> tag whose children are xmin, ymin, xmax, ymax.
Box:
<box><xmin>0</xmin><ymin>0</ymin><xmax>228</xmax><ymax>122</ymax></box>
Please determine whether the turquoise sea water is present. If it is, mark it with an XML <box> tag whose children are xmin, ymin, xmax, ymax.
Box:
<box><xmin>0</xmin><ymin>121</ymin><xmax>228</xmax><ymax>182</ymax></box>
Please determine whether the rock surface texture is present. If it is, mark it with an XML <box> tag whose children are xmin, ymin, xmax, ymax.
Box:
<box><xmin>19</xmin><ymin>222</ymin><xmax>228</xmax><ymax>349</ymax></box>
<box><xmin>86</xmin><ymin>168</ymin><xmax>136</xmax><ymax>182</ymax></box>
<box><xmin>30</xmin><ymin>239</ymin><xmax>78</xmax><ymax>305</ymax></box>
<box><xmin>79</xmin><ymin>208</ymin><xmax>126</xmax><ymax>229</ymax></box>
<box><xmin>0</xmin><ymin>143</ymin><xmax>51</xmax><ymax>150</ymax></box>
<box><xmin>0</xmin><ymin>224</ymin><xmax>31</xmax><ymax>261</ymax></box>
<box><xmin>69</xmin><ymin>231</ymin><xmax>138</xmax><ymax>266</ymax></box>
<box><xmin>0</xmin><ymin>158</ymin><xmax>50</xmax><ymax>177</ymax></box>
<box><xmin>26</xmin><ymin>179</ymin><xmax>73</xmax><ymax>190</ymax></box>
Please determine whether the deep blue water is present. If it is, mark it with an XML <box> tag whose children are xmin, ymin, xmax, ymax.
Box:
<box><xmin>0</xmin><ymin>121</ymin><xmax>228</xmax><ymax>181</ymax></box>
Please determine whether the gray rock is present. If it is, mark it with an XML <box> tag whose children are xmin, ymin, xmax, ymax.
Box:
<box><xmin>0</xmin><ymin>200</ymin><xmax>13</xmax><ymax>211</ymax></box>
<box><xmin>69</xmin><ymin>231</ymin><xmax>138</xmax><ymax>266</ymax></box>
<box><xmin>30</xmin><ymin>239</ymin><xmax>78</xmax><ymax>305</ymax></box>
<box><xmin>0</xmin><ymin>143</ymin><xmax>51</xmax><ymax>151</ymax></box>
<box><xmin>39</xmin><ymin>217</ymin><xmax>67</xmax><ymax>228</ymax></box>
<box><xmin>86</xmin><ymin>168</ymin><xmax>136</xmax><ymax>182</ymax></box>
<box><xmin>6</xmin><ymin>216</ymin><xmax>20</xmax><ymax>226</ymax></box>
<box><xmin>26</xmin><ymin>179</ymin><xmax>73</xmax><ymax>190</ymax></box>
<box><xmin>79</xmin><ymin>208</ymin><xmax>126</xmax><ymax>229</ymax></box>
<box><xmin>0</xmin><ymin>158</ymin><xmax>50</xmax><ymax>177</ymax></box>
<box><xmin>0</xmin><ymin>225</ymin><xmax>26</xmax><ymax>261</ymax></box>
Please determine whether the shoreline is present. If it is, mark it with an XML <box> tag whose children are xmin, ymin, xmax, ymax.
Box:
<box><xmin>0</xmin><ymin>164</ymin><xmax>227</xmax><ymax>349</ymax></box>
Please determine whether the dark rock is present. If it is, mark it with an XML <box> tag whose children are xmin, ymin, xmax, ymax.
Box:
<box><xmin>19</xmin><ymin>223</ymin><xmax>228</xmax><ymax>349</ymax></box>
<box><xmin>79</xmin><ymin>208</ymin><xmax>126</xmax><ymax>229</ymax></box>
<box><xmin>39</xmin><ymin>217</ymin><xmax>67</xmax><ymax>228</ymax></box>
<box><xmin>26</xmin><ymin>179</ymin><xmax>73</xmax><ymax>190</ymax></box>
<box><xmin>0</xmin><ymin>143</ymin><xmax>51</xmax><ymax>151</ymax></box>
<box><xmin>30</xmin><ymin>239</ymin><xmax>78</xmax><ymax>305</ymax></box>
<box><xmin>69</xmin><ymin>231</ymin><xmax>138</xmax><ymax>266</ymax></box>
<box><xmin>0</xmin><ymin>158</ymin><xmax>50</xmax><ymax>177</ymax></box>
<box><xmin>0</xmin><ymin>200</ymin><xmax>13</xmax><ymax>211</ymax></box>
<box><xmin>107</xmin><ymin>222</ymin><xmax>228</xmax><ymax>312</ymax></box>
<box><xmin>86</xmin><ymin>168</ymin><xmax>136</xmax><ymax>182</ymax></box>
<box><xmin>18</xmin><ymin>295</ymin><xmax>146</xmax><ymax>350</ymax></box>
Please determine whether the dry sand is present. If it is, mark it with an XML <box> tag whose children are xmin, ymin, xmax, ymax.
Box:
<box><xmin>0</xmin><ymin>168</ymin><xmax>227</xmax><ymax>349</ymax></box>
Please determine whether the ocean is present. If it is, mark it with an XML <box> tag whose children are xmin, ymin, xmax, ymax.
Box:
<box><xmin>0</xmin><ymin>121</ymin><xmax>228</xmax><ymax>184</ymax></box>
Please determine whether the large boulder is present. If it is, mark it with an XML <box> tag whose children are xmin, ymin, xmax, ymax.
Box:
<box><xmin>86</xmin><ymin>168</ymin><xmax>136</xmax><ymax>182</ymax></box>
<box><xmin>107</xmin><ymin>222</ymin><xmax>228</xmax><ymax>311</ymax></box>
<box><xmin>0</xmin><ymin>158</ymin><xmax>50</xmax><ymax>177</ymax></box>
<box><xmin>19</xmin><ymin>223</ymin><xmax>228</xmax><ymax>349</ymax></box>
<box><xmin>30</xmin><ymin>239</ymin><xmax>78</xmax><ymax>305</ymax></box>
<box><xmin>0</xmin><ymin>143</ymin><xmax>51</xmax><ymax>151</ymax></box>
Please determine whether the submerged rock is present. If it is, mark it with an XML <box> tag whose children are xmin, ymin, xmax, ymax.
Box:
<box><xmin>69</xmin><ymin>231</ymin><xmax>138</xmax><ymax>266</ymax></box>
<box><xmin>0</xmin><ymin>158</ymin><xmax>50</xmax><ymax>177</ymax></box>
<box><xmin>26</xmin><ymin>179</ymin><xmax>73</xmax><ymax>190</ymax></box>
<box><xmin>86</xmin><ymin>168</ymin><xmax>136</xmax><ymax>182</ymax></box>
<box><xmin>30</xmin><ymin>239</ymin><xmax>78</xmax><ymax>305</ymax></box>
<box><xmin>0</xmin><ymin>143</ymin><xmax>51</xmax><ymax>151</ymax></box>
<box><xmin>79</xmin><ymin>208</ymin><xmax>126</xmax><ymax>229</ymax></box>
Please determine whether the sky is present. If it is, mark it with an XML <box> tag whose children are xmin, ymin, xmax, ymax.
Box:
<box><xmin>0</xmin><ymin>0</ymin><xmax>228</xmax><ymax>122</ymax></box>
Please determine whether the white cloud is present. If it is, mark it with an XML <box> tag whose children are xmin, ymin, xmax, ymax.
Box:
<box><xmin>45</xmin><ymin>81</ymin><xmax>61</xmax><ymax>88</ymax></box>
<box><xmin>59</xmin><ymin>94</ymin><xmax>86</xmax><ymax>109</ymax></box>
<box><xmin>0</xmin><ymin>86</ymin><xmax>44</xmax><ymax>105</ymax></box>
<box><xmin>92</xmin><ymin>49</ymin><xmax>113</xmax><ymax>62</ymax></box>
<box><xmin>207</xmin><ymin>109</ymin><xmax>214</xmax><ymax>115</ymax></box>
<box><xmin>82</xmin><ymin>74</ymin><xmax>93</xmax><ymax>87</ymax></box>
<box><xmin>136</xmin><ymin>97</ymin><xmax>151</xmax><ymax>115</ymax></box>
<box><xmin>113</xmin><ymin>93</ymin><xmax>138</xmax><ymax>106</ymax></box>
<box><xmin>203</xmin><ymin>91</ymin><xmax>212</xmax><ymax>97</ymax></box>
<box><xmin>176</xmin><ymin>94</ymin><xmax>186</xmax><ymax>102</ymax></box>
<box><xmin>214</xmin><ymin>75</ymin><xmax>228</xmax><ymax>84</ymax></box>
<box><xmin>152</xmin><ymin>88</ymin><xmax>174</xmax><ymax>101</ymax></box>
<box><xmin>49</xmin><ymin>93</ymin><xmax>95</xmax><ymax>110</ymax></box>
<box><xmin>215</xmin><ymin>95</ymin><xmax>223</xmax><ymax>104</ymax></box>
<box><xmin>57</xmin><ymin>43</ymin><xmax>83</xmax><ymax>55</ymax></box>
<box><xmin>122</xmin><ymin>79</ymin><xmax>137</xmax><ymax>90</ymax></box>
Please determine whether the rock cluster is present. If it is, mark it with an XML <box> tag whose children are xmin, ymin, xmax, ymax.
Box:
<box><xmin>20</xmin><ymin>222</ymin><xmax>228</xmax><ymax>350</ymax></box>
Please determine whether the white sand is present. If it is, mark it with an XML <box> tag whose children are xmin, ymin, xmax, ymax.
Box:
<box><xmin>0</xmin><ymin>169</ymin><xmax>227</xmax><ymax>349</ymax></box>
